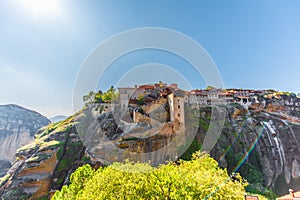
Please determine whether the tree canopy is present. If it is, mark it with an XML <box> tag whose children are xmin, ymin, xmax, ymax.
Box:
<box><xmin>83</xmin><ymin>86</ymin><xmax>119</xmax><ymax>104</ymax></box>
<box><xmin>52</xmin><ymin>152</ymin><xmax>249</xmax><ymax>200</ymax></box>
<box><xmin>206</xmin><ymin>86</ymin><xmax>216</xmax><ymax>91</ymax></box>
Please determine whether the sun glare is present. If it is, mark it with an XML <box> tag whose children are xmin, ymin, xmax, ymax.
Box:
<box><xmin>20</xmin><ymin>0</ymin><xmax>63</xmax><ymax>19</ymax></box>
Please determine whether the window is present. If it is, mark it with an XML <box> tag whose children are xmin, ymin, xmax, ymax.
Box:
<box><xmin>178</xmin><ymin>105</ymin><xmax>180</xmax><ymax>109</ymax></box>
<box><xmin>178</xmin><ymin>113</ymin><xmax>180</xmax><ymax>117</ymax></box>
<box><xmin>178</xmin><ymin>99</ymin><xmax>180</xmax><ymax>102</ymax></box>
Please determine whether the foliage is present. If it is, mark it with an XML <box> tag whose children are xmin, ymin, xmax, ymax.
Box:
<box><xmin>137</xmin><ymin>94</ymin><xmax>145</xmax><ymax>105</ymax></box>
<box><xmin>52</xmin><ymin>152</ymin><xmax>247</xmax><ymax>200</ymax></box>
<box><xmin>83</xmin><ymin>91</ymin><xmax>95</xmax><ymax>103</ymax></box>
<box><xmin>226</xmin><ymin>150</ymin><xmax>264</xmax><ymax>185</ymax></box>
<box><xmin>0</xmin><ymin>174</ymin><xmax>10</xmax><ymax>187</ymax></box>
<box><xmin>99</xmin><ymin>105</ymin><xmax>104</xmax><ymax>113</ymax></box>
<box><xmin>199</xmin><ymin>118</ymin><xmax>209</xmax><ymax>131</ymax></box>
<box><xmin>225</xmin><ymin>150</ymin><xmax>273</xmax><ymax>199</ymax></box>
<box><xmin>94</xmin><ymin>90</ymin><xmax>103</xmax><ymax>103</ymax></box>
<box><xmin>226</xmin><ymin>147</ymin><xmax>264</xmax><ymax>185</ymax></box>
<box><xmin>206</xmin><ymin>86</ymin><xmax>216</xmax><ymax>90</ymax></box>
<box><xmin>279</xmin><ymin>91</ymin><xmax>291</xmax><ymax>96</ymax></box>
<box><xmin>179</xmin><ymin>139</ymin><xmax>202</xmax><ymax>160</ymax></box>
<box><xmin>81</xmin><ymin>156</ymin><xmax>91</xmax><ymax>163</ymax></box>
<box><xmin>52</xmin><ymin>165</ymin><xmax>95</xmax><ymax>200</ymax></box>
<box><xmin>97</xmin><ymin>86</ymin><xmax>119</xmax><ymax>103</ymax></box>
<box><xmin>246</xmin><ymin>183</ymin><xmax>277</xmax><ymax>200</ymax></box>
<box><xmin>18</xmin><ymin>122</ymin><xmax>69</xmax><ymax>152</ymax></box>
<box><xmin>84</xmin><ymin>86</ymin><xmax>119</xmax><ymax>104</ymax></box>
<box><xmin>289</xmin><ymin>93</ymin><xmax>297</xmax><ymax>98</ymax></box>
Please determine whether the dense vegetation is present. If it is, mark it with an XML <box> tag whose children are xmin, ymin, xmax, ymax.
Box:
<box><xmin>52</xmin><ymin>152</ymin><xmax>253</xmax><ymax>200</ymax></box>
<box><xmin>83</xmin><ymin>86</ymin><xmax>119</xmax><ymax>104</ymax></box>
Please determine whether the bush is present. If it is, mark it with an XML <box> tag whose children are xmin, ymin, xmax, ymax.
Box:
<box><xmin>52</xmin><ymin>164</ymin><xmax>95</xmax><ymax>200</ymax></box>
<box><xmin>246</xmin><ymin>183</ymin><xmax>277</xmax><ymax>200</ymax></box>
<box><xmin>52</xmin><ymin>152</ymin><xmax>247</xmax><ymax>200</ymax></box>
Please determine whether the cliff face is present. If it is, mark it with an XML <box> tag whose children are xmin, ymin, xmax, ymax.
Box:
<box><xmin>75</xmin><ymin>97</ymin><xmax>300</xmax><ymax>196</ymax></box>
<box><xmin>0</xmin><ymin>104</ymin><xmax>50</xmax><ymax>163</ymax></box>
<box><xmin>1</xmin><ymin>95</ymin><xmax>300</xmax><ymax>198</ymax></box>
<box><xmin>0</xmin><ymin>116</ymin><xmax>91</xmax><ymax>199</ymax></box>
<box><xmin>207</xmin><ymin>96</ymin><xmax>300</xmax><ymax>196</ymax></box>
<box><xmin>0</xmin><ymin>104</ymin><xmax>50</xmax><ymax>178</ymax></box>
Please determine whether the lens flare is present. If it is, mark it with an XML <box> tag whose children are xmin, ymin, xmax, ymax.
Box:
<box><xmin>19</xmin><ymin>0</ymin><xmax>63</xmax><ymax>19</ymax></box>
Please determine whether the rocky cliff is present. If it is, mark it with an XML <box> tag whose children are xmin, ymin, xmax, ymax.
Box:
<box><xmin>0</xmin><ymin>117</ymin><xmax>81</xmax><ymax>199</ymax></box>
<box><xmin>0</xmin><ymin>112</ymin><xmax>104</xmax><ymax>199</ymax></box>
<box><xmin>0</xmin><ymin>104</ymin><xmax>50</xmax><ymax>177</ymax></box>
<box><xmin>201</xmin><ymin>94</ymin><xmax>300</xmax><ymax>196</ymax></box>
<box><xmin>1</xmin><ymin>94</ymin><xmax>300</xmax><ymax>198</ymax></box>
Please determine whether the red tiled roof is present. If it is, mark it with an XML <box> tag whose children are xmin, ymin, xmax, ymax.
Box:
<box><xmin>138</xmin><ymin>85</ymin><xmax>155</xmax><ymax>89</ymax></box>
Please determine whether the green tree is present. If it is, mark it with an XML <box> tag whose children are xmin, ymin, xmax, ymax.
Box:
<box><xmin>94</xmin><ymin>90</ymin><xmax>103</xmax><ymax>103</ymax></box>
<box><xmin>52</xmin><ymin>164</ymin><xmax>95</xmax><ymax>200</ymax></box>
<box><xmin>52</xmin><ymin>152</ymin><xmax>248</xmax><ymax>200</ymax></box>
<box><xmin>206</xmin><ymin>86</ymin><xmax>216</xmax><ymax>91</ymax></box>
<box><xmin>82</xmin><ymin>86</ymin><xmax>119</xmax><ymax>104</ymax></box>
<box><xmin>137</xmin><ymin>94</ymin><xmax>145</xmax><ymax>105</ymax></box>
<box><xmin>101</xmin><ymin>86</ymin><xmax>119</xmax><ymax>103</ymax></box>
<box><xmin>290</xmin><ymin>93</ymin><xmax>297</xmax><ymax>98</ymax></box>
<box><xmin>82</xmin><ymin>91</ymin><xmax>95</xmax><ymax>103</ymax></box>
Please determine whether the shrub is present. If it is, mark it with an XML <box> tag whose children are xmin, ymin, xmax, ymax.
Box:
<box><xmin>52</xmin><ymin>152</ymin><xmax>247</xmax><ymax>200</ymax></box>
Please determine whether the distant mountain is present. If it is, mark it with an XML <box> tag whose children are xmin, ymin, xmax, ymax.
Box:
<box><xmin>50</xmin><ymin>115</ymin><xmax>68</xmax><ymax>123</ymax></box>
<box><xmin>0</xmin><ymin>104</ymin><xmax>50</xmax><ymax>176</ymax></box>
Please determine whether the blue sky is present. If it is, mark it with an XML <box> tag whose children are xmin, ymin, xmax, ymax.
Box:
<box><xmin>0</xmin><ymin>0</ymin><xmax>300</xmax><ymax>117</ymax></box>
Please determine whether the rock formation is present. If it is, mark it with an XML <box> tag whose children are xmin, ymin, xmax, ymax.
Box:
<box><xmin>0</xmin><ymin>104</ymin><xmax>50</xmax><ymax>177</ymax></box>
<box><xmin>1</xmin><ymin>94</ymin><xmax>300</xmax><ymax>198</ymax></box>
<box><xmin>210</xmin><ymin>103</ymin><xmax>300</xmax><ymax>196</ymax></box>
<box><xmin>0</xmin><ymin>116</ymin><xmax>93</xmax><ymax>199</ymax></box>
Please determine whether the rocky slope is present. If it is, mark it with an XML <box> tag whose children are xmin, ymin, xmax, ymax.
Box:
<box><xmin>0</xmin><ymin>112</ymin><xmax>105</xmax><ymax>199</ymax></box>
<box><xmin>1</xmin><ymin>94</ymin><xmax>300</xmax><ymax>198</ymax></box>
<box><xmin>0</xmin><ymin>117</ymin><xmax>82</xmax><ymax>199</ymax></box>
<box><xmin>0</xmin><ymin>104</ymin><xmax>50</xmax><ymax>177</ymax></box>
